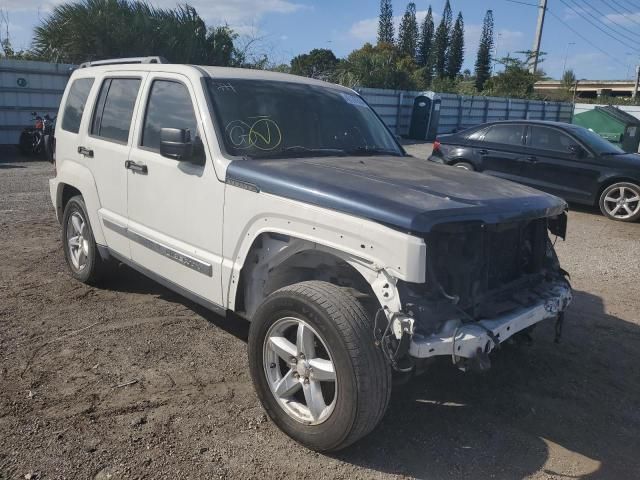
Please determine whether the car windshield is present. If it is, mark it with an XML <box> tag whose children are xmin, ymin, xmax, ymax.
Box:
<box><xmin>206</xmin><ymin>79</ymin><xmax>402</xmax><ymax>159</ymax></box>
<box><xmin>568</xmin><ymin>125</ymin><xmax>625</xmax><ymax>155</ymax></box>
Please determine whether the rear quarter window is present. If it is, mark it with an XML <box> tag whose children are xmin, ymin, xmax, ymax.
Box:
<box><xmin>466</xmin><ymin>127</ymin><xmax>489</xmax><ymax>141</ymax></box>
<box><xmin>482</xmin><ymin>125</ymin><xmax>525</xmax><ymax>146</ymax></box>
<box><xmin>61</xmin><ymin>78</ymin><xmax>94</xmax><ymax>134</ymax></box>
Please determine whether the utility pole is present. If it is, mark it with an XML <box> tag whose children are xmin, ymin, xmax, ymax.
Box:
<box><xmin>530</xmin><ymin>0</ymin><xmax>547</xmax><ymax>74</ymax></box>
<box><xmin>633</xmin><ymin>65</ymin><xmax>640</xmax><ymax>100</ymax></box>
<box><xmin>561</xmin><ymin>42</ymin><xmax>575</xmax><ymax>78</ymax></box>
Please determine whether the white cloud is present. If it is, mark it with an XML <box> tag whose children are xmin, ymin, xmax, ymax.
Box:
<box><xmin>1</xmin><ymin>0</ymin><xmax>63</xmax><ymax>13</ymax></box>
<box><xmin>603</xmin><ymin>11</ymin><xmax>640</xmax><ymax>27</ymax></box>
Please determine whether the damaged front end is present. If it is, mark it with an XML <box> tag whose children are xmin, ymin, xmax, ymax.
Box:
<box><xmin>377</xmin><ymin>212</ymin><xmax>572</xmax><ymax>373</ymax></box>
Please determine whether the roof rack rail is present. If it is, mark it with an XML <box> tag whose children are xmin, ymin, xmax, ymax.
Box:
<box><xmin>79</xmin><ymin>56</ymin><xmax>168</xmax><ymax>68</ymax></box>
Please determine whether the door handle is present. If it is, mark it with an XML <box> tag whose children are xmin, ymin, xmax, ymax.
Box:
<box><xmin>526</xmin><ymin>156</ymin><xmax>538</xmax><ymax>163</ymax></box>
<box><xmin>125</xmin><ymin>160</ymin><xmax>148</xmax><ymax>174</ymax></box>
<box><xmin>78</xmin><ymin>146</ymin><xmax>93</xmax><ymax>158</ymax></box>
<box><xmin>478</xmin><ymin>149</ymin><xmax>489</xmax><ymax>155</ymax></box>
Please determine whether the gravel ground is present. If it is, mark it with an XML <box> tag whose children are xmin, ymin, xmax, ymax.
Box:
<box><xmin>1</xmin><ymin>146</ymin><xmax>639</xmax><ymax>479</ymax></box>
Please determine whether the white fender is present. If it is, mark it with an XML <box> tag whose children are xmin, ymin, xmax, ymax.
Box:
<box><xmin>51</xmin><ymin>160</ymin><xmax>106</xmax><ymax>245</ymax></box>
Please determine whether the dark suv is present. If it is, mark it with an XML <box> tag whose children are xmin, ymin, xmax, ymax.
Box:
<box><xmin>428</xmin><ymin>120</ymin><xmax>640</xmax><ymax>222</ymax></box>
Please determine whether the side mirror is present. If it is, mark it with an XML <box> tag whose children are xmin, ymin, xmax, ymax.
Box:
<box><xmin>568</xmin><ymin>144</ymin><xmax>586</xmax><ymax>158</ymax></box>
<box><xmin>160</xmin><ymin>128</ymin><xmax>194</xmax><ymax>161</ymax></box>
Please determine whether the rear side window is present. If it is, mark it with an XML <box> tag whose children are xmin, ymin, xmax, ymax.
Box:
<box><xmin>467</xmin><ymin>127</ymin><xmax>489</xmax><ymax>141</ymax></box>
<box><xmin>528</xmin><ymin>126</ymin><xmax>574</xmax><ymax>153</ymax></box>
<box><xmin>91</xmin><ymin>78</ymin><xmax>141</xmax><ymax>143</ymax></box>
<box><xmin>141</xmin><ymin>80</ymin><xmax>198</xmax><ymax>151</ymax></box>
<box><xmin>482</xmin><ymin>125</ymin><xmax>524</xmax><ymax>146</ymax></box>
<box><xmin>61</xmin><ymin>78</ymin><xmax>94</xmax><ymax>133</ymax></box>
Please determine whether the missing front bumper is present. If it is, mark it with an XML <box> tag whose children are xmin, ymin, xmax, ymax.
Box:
<box><xmin>408</xmin><ymin>281</ymin><xmax>572</xmax><ymax>360</ymax></box>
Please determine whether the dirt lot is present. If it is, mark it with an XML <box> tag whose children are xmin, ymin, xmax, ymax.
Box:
<box><xmin>1</xmin><ymin>147</ymin><xmax>639</xmax><ymax>479</ymax></box>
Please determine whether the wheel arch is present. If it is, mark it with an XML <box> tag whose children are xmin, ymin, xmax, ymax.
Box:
<box><xmin>231</xmin><ymin>232</ymin><xmax>402</xmax><ymax>321</ymax></box>
<box><xmin>596</xmin><ymin>176</ymin><xmax>640</xmax><ymax>205</ymax></box>
<box><xmin>450</xmin><ymin>158</ymin><xmax>475</xmax><ymax>169</ymax></box>
<box><xmin>54</xmin><ymin>161</ymin><xmax>105</xmax><ymax>244</ymax></box>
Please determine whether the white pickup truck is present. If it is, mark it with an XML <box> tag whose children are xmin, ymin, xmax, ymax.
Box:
<box><xmin>49</xmin><ymin>57</ymin><xmax>572</xmax><ymax>451</ymax></box>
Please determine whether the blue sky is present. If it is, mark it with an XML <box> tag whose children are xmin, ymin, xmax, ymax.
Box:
<box><xmin>2</xmin><ymin>0</ymin><xmax>639</xmax><ymax>79</ymax></box>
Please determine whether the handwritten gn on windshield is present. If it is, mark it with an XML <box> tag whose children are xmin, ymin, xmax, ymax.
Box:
<box><xmin>225</xmin><ymin>117</ymin><xmax>282</xmax><ymax>151</ymax></box>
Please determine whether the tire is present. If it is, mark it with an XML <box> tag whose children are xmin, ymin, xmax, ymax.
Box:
<box><xmin>62</xmin><ymin>196</ymin><xmax>107</xmax><ymax>284</ymax></box>
<box><xmin>248</xmin><ymin>281</ymin><xmax>392</xmax><ymax>452</ymax></box>
<box><xmin>452</xmin><ymin>161</ymin><xmax>474</xmax><ymax>171</ymax></box>
<box><xmin>598</xmin><ymin>182</ymin><xmax>640</xmax><ymax>222</ymax></box>
<box><xmin>43</xmin><ymin>135</ymin><xmax>55</xmax><ymax>163</ymax></box>
<box><xmin>18</xmin><ymin>131</ymin><xmax>33</xmax><ymax>156</ymax></box>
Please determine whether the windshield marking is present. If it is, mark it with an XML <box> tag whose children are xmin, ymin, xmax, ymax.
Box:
<box><xmin>225</xmin><ymin>117</ymin><xmax>282</xmax><ymax>151</ymax></box>
<box><xmin>213</xmin><ymin>82</ymin><xmax>237</xmax><ymax>93</ymax></box>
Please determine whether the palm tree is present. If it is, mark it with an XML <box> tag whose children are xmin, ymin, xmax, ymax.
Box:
<box><xmin>33</xmin><ymin>0</ymin><xmax>237</xmax><ymax>65</ymax></box>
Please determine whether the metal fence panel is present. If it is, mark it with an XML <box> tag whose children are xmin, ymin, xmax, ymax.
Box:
<box><xmin>355</xmin><ymin>87</ymin><xmax>423</xmax><ymax>136</ymax></box>
<box><xmin>357</xmin><ymin>86</ymin><xmax>574</xmax><ymax>138</ymax></box>
<box><xmin>0</xmin><ymin>59</ymin><xmax>75</xmax><ymax>144</ymax></box>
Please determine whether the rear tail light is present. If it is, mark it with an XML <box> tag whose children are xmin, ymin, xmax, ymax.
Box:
<box><xmin>433</xmin><ymin>140</ymin><xmax>441</xmax><ymax>152</ymax></box>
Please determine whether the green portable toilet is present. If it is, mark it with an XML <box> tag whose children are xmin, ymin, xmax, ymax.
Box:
<box><xmin>573</xmin><ymin>106</ymin><xmax>640</xmax><ymax>153</ymax></box>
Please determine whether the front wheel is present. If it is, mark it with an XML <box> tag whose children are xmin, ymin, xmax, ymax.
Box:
<box><xmin>599</xmin><ymin>182</ymin><xmax>640</xmax><ymax>222</ymax></box>
<box><xmin>248</xmin><ymin>281</ymin><xmax>392</xmax><ymax>451</ymax></box>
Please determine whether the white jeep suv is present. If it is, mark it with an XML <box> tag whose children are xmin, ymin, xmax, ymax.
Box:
<box><xmin>50</xmin><ymin>57</ymin><xmax>572</xmax><ymax>451</ymax></box>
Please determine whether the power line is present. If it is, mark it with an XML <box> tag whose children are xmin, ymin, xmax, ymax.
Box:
<box><xmin>620</xmin><ymin>0</ymin><xmax>640</xmax><ymax>10</ymax></box>
<box><xmin>567</xmin><ymin>0</ymin><xmax>640</xmax><ymax>43</ymax></box>
<box><xmin>559</xmin><ymin>0</ymin><xmax>638</xmax><ymax>48</ymax></box>
<box><xmin>605</xmin><ymin>0</ymin><xmax>640</xmax><ymax>27</ymax></box>
<box><xmin>501</xmin><ymin>0</ymin><xmax>539</xmax><ymax>7</ymax></box>
<box><xmin>546</xmin><ymin>8</ymin><xmax>627</xmax><ymax>68</ymax></box>
<box><xmin>500</xmin><ymin>0</ymin><xmax>629</xmax><ymax>70</ymax></box>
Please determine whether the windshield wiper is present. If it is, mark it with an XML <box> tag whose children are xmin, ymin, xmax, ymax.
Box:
<box><xmin>344</xmin><ymin>146</ymin><xmax>402</xmax><ymax>156</ymax></box>
<box><xmin>246</xmin><ymin>146</ymin><xmax>347</xmax><ymax>159</ymax></box>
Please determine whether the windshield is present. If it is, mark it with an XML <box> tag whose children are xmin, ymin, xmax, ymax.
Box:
<box><xmin>568</xmin><ymin>125</ymin><xmax>625</xmax><ymax>155</ymax></box>
<box><xmin>206</xmin><ymin>79</ymin><xmax>402</xmax><ymax>159</ymax></box>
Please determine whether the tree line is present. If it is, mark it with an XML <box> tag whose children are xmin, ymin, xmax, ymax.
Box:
<box><xmin>284</xmin><ymin>1</ymin><xmax>554</xmax><ymax>99</ymax></box>
<box><xmin>0</xmin><ymin>0</ymin><xmax>580</xmax><ymax>100</ymax></box>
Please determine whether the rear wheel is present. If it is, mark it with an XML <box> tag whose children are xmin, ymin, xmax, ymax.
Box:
<box><xmin>248</xmin><ymin>281</ymin><xmax>392</xmax><ymax>451</ymax></box>
<box><xmin>452</xmin><ymin>161</ymin><xmax>474</xmax><ymax>171</ymax></box>
<box><xmin>62</xmin><ymin>196</ymin><xmax>107</xmax><ymax>284</ymax></box>
<box><xmin>599</xmin><ymin>182</ymin><xmax>640</xmax><ymax>222</ymax></box>
<box><xmin>18</xmin><ymin>130</ymin><xmax>33</xmax><ymax>156</ymax></box>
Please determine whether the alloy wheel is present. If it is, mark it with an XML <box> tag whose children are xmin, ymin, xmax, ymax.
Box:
<box><xmin>603</xmin><ymin>186</ymin><xmax>640</xmax><ymax>220</ymax></box>
<box><xmin>66</xmin><ymin>211</ymin><xmax>89</xmax><ymax>271</ymax></box>
<box><xmin>263</xmin><ymin>317</ymin><xmax>337</xmax><ymax>425</ymax></box>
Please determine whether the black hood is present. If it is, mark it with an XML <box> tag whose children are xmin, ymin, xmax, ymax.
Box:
<box><xmin>226</xmin><ymin>155</ymin><xmax>567</xmax><ymax>233</ymax></box>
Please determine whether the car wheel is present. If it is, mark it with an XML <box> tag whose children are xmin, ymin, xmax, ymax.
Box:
<box><xmin>248</xmin><ymin>281</ymin><xmax>392</xmax><ymax>452</ymax></box>
<box><xmin>452</xmin><ymin>161</ymin><xmax>474</xmax><ymax>171</ymax></box>
<box><xmin>62</xmin><ymin>195</ymin><xmax>107</xmax><ymax>284</ymax></box>
<box><xmin>18</xmin><ymin>131</ymin><xmax>33</xmax><ymax>156</ymax></box>
<box><xmin>599</xmin><ymin>182</ymin><xmax>640</xmax><ymax>222</ymax></box>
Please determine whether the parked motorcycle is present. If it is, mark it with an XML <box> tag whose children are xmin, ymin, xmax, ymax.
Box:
<box><xmin>19</xmin><ymin>112</ymin><xmax>56</xmax><ymax>162</ymax></box>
